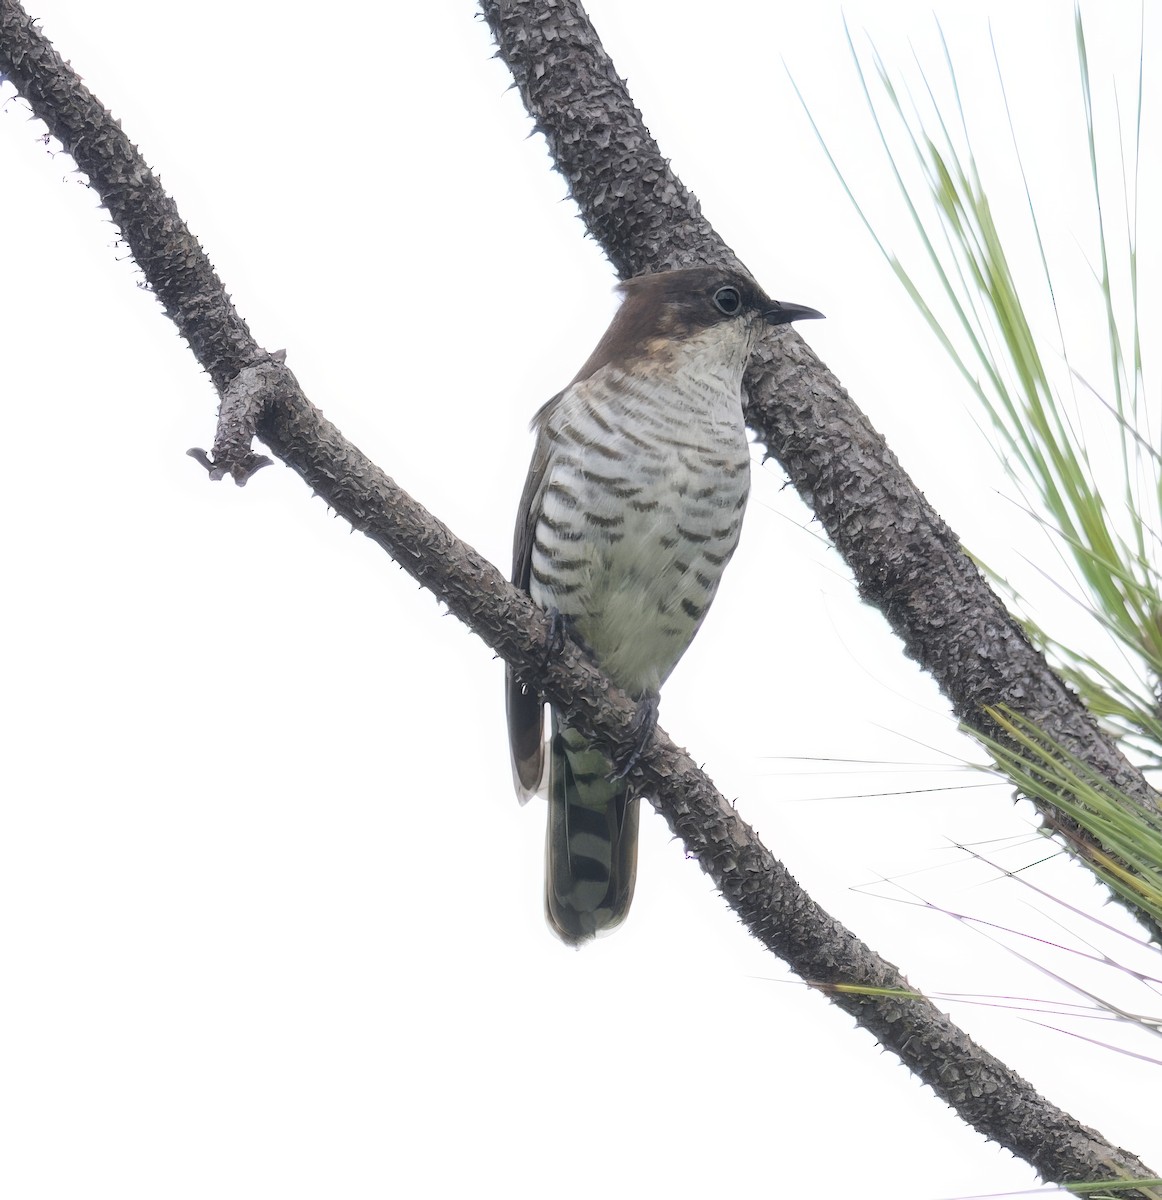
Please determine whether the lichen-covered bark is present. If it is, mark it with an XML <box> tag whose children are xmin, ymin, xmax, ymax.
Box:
<box><xmin>1</xmin><ymin>1</ymin><xmax>1157</xmax><ymax>1192</ymax></box>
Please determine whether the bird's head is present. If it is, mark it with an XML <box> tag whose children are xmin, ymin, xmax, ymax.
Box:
<box><xmin>572</xmin><ymin>266</ymin><xmax>823</xmax><ymax>383</ymax></box>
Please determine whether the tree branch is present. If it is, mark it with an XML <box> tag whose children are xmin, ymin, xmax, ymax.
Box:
<box><xmin>478</xmin><ymin>0</ymin><xmax>1162</xmax><ymax>940</ymax></box>
<box><xmin>0</xmin><ymin>1</ymin><xmax>1157</xmax><ymax>1192</ymax></box>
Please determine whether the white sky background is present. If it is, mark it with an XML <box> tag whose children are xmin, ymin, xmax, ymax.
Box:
<box><xmin>0</xmin><ymin>2</ymin><xmax>1157</xmax><ymax>1197</ymax></box>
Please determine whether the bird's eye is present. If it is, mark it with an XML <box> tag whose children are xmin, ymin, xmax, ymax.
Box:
<box><xmin>713</xmin><ymin>286</ymin><xmax>742</xmax><ymax>315</ymax></box>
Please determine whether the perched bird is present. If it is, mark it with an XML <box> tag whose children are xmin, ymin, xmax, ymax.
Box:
<box><xmin>507</xmin><ymin>266</ymin><xmax>822</xmax><ymax>945</ymax></box>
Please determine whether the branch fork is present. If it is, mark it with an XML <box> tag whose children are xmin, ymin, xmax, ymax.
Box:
<box><xmin>187</xmin><ymin>351</ymin><xmax>286</xmax><ymax>484</ymax></box>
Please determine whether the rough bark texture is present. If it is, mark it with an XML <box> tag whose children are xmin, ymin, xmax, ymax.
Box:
<box><xmin>0</xmin><ymin>13</ymin><xmax>255</xmax><ymax>393</ymax></box>
<box><xmin>478</xmin><ymin>0</ymin><xmax>1162</xmax><ymax>904</ymax></box>
<box><xmin>1</xmin><ymin>2</ymin><xmax>1158</xmax><ymax>1193</ymax></box>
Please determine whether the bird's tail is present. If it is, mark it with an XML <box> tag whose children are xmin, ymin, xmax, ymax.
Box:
<box><xmin>545</xmin><ymin>713</ymin><xmax>640</xmax><ymax>945</ymax></box>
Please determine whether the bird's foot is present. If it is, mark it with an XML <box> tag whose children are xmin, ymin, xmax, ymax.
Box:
<box><xmin>612</xmin><ymin>692</ymin><xmax>659</xmax><ymax>780</ymax></box>
<box><xmin>539</xmin><ymin>607</ymin><xmax>569</xmax><ymax>671</ymax></box>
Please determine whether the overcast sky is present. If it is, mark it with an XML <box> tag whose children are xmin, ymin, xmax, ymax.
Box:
<box><xmin>1</xmin><ymin>3</ymin><xmax>1157</xmax><ymax>1198</ymax></box>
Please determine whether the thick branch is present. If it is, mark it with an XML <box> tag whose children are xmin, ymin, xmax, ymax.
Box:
<box><xmin>0</xmin><ymin>2</ymin><xmax>1157</xmax><ymax>1192</ymax></box>
<box><xmin>0</xmin><ymin>19</ymin><xmax>252</xmax><ymax>390</ymax></box>
<box><xmin>478</xmin><ymin>0</ymin><xmax>1162</xmax><ymax>923</ymax></box>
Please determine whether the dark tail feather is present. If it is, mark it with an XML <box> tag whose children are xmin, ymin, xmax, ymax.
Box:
<box><xmin>544</xmin><ymin>714</ymin><xmax>639</xmax><ymax>945</ymax></box>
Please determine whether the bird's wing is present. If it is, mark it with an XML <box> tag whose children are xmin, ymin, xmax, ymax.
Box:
<box><xmin>506</xmin><ymin>391</ymin><xmax>563</xmax><ymax>802</ymax></box>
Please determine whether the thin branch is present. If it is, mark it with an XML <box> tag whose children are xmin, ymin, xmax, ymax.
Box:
<box><xmin>0</xmin><ymin>2</ymin><xmax>1157</xmax><ymax>1192</ymax></box>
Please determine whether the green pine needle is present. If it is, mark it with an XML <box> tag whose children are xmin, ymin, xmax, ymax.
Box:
<box><xmin>801</xmin><ymin>4</ymin><xmax>1161</xmax><ymax>933</ymax></box>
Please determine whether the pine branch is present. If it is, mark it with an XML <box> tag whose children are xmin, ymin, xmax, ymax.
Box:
<box><xmin>478</xmin><ymin>0</ymin><xmax>1162</xmax><ymax>946</ymax></box>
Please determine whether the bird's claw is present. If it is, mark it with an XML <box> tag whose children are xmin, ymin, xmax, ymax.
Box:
<box><xmin>612</xmin><ymin>693</ymin><xmax>659</xmax><ymax>780</ymax></box>
<box><xmin>540</xmin><ymin>607</ymin><xmax>569</xmax><ymax>671</ymax></box>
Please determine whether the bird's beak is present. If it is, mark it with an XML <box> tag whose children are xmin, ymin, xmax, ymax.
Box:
<box><xmin>762</xmin><ymin>301</ymin><xmax>824</xmax><ymax>326</ymax></box>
